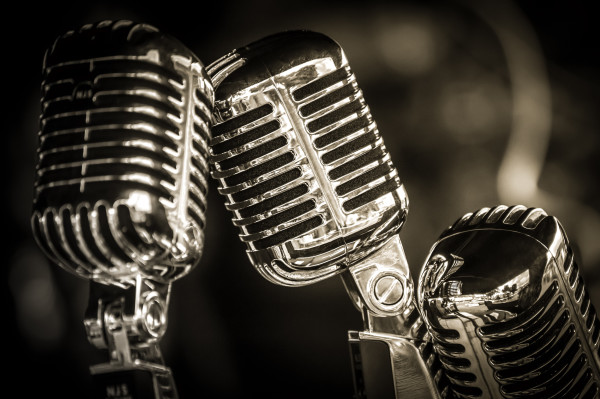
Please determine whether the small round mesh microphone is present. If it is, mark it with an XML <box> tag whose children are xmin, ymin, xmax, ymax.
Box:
<box><xmin>418</xmin><ymin>205</ymin><xmax>600</xmax><ymax>398</ymax></box>
<box><xmin>30</xmin><ymin>20</ymin><xmax>213</xmax><ymax>399</ymax></box>
<box><xmin>207</xmin><ymin>30</ymin><xmax>444</xmax><ymax>398</ymax></box>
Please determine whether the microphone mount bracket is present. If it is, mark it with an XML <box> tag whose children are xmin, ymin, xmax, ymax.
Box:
<box><xmin>342</xmin><ymin>234</ymin><xmax>414</xmax><ymax>329</ymax></box>
<box><xmin>83</xmin><ymin>276</ymin><xmax>178</xmax><ymax>399</ymax></box>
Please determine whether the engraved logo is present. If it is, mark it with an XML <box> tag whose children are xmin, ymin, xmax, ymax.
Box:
<box><xmin>72</xmin><ymin>81</ymin><xmax>93</xmax><ymax>100</ymax></box>
<box><xmin>105</xmin><ymin>383</ymin><xmax>132</xmax><ymax>399</ymax></box>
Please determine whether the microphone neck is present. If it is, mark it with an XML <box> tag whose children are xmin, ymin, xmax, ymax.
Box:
<box><xmin>85</xmin><ymin>276</ymin><xmax>172</xmax><ymax>361</ymax></box>
<box><xmin>341</xmin><ymin>234</ymin><xmax>418</xmax><ymax>337</ymax></box>
<box><xmin>344</xmin><ymin>235</ymin><xmax>443</xmax><ymax>399</ymax></box>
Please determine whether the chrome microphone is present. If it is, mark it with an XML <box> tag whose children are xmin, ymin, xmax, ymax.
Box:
<box><xmin>418</xmin><ymin>205</ymin><xmax>600</xmax><ymax>398</ymax></box>
<box><xmin>30</xmin><ymin>20</ymin><xmax>213</xmax><ymax>399</ymax></box>
<box><xmin>207</xmin><ymin>30</ymin><xmax>446</xmax><ymax>398</ymax></box>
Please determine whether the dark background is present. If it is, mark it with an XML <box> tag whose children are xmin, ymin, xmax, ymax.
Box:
<box><xmin>4</xmin><ymin>0</ymin><xmax>599</xmax><ymax>398</ymax></box>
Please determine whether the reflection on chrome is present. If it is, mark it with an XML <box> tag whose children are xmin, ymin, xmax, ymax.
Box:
<box><xmin>207</xmin><ymin>30</ymin><xmax>442</xmax><ymax>399</ymax></box>
<box><xmin>30</xmin><ymin>20</ymin><xmax>214</xmax><ymax>399</ymax></box>
<box><xmin>207</xmin><ymin>31</ymin><xmax>408</xmax><ymax>287</ymax></box>
<box><xmin>418</xmin><ymin>204</ymin><xmax>600</xmax><ymax>398</ymax></box>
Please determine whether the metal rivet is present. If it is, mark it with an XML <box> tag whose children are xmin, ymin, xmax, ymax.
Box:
<box><xmin>143</xmin><ymin>297</ymin><xmax>166</xmax><ymax>336</ymax></box>
<box><xmin>373</xmin><ymin>275</ymin><xmax>404</xmax><ymax>306</ymax></box>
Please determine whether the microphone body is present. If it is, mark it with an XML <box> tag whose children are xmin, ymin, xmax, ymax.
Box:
<box><xmin>418</xmin><ymin>205</ymin><xmax>600</xmax><ymax>398</ymax></box>
<box><xmin>31</xmin><ymin>20</ymin><xmax>213</xmax><ymax>399</ymax></box>
<box><xmin>207</xmin><ymin>31</ymin><xmax>445</xmax><ymax>398</ymax></box>
<box><xmin>208</xmin><ymin>30</ymin><xmax>408</xmax><ymax>286</ymax></box>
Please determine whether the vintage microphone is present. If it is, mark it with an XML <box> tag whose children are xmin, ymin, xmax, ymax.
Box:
<box><xmin>30</xmin><ymin>20</ymin><xmax>213</xmax><ymax>399</ymax></box>
<box><xmin>418</xmin><ymin>204</ymin><xmax>600</xmax><ymax>398</ymax></box>
<box><xmin>207</xmin><ymin>30</ymin><xmax>447</xmax><ymax>398</ymax></box>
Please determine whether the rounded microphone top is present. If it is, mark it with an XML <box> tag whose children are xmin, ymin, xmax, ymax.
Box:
<box><xmin>207</xmin><ymin>30</ymin><xmax>408</xmax><ymax>286</ymax></box>
<box><xmin>417</xmin><ymin>206</ymin><xmax>600</xmax><ymax>397</ymax></box>
<box><xmin>31</xmin><ymin>20</ymin><xmax>214</xmax><ymax>286</ymax></box>
<box><xmin>418</xmin><ymin>205</ymin><xmax>558</xmax><ymax>312</ymax></box>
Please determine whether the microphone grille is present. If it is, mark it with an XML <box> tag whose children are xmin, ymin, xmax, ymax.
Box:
<box><xmin>441</xmin><ymin>204</ymin><xmax>549</xmax><ymax>236</ymax></box>
<box><xmin>208</xmin><ymin>31</ymin><xmax>408</xmax><ymax>285</ymax></box>
<box><xmin>419</xmin><ymin>205</ymin><xmax>600</xmax><ymax>397</ymax></box>
<box><xmin>31</xmin><ymin>20</ymin><xmax>214</xmax><ymax>285</ymax></box>
<box><xmin>294</xmin><ymin>65</ymin><xmax>403</xmax><ymax>213</ymax></box>
<box><xmin>210</xmin><ymin>101</ymin><xmax>320</xmax><ymax>251</ymax></box>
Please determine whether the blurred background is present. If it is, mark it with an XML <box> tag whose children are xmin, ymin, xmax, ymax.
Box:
<box><xmin>3</xmin><ymin>0</ymin><xmax>599</xmax><ymax>397</ymax></box>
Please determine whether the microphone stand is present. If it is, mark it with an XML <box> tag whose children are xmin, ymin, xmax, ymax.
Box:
<box><xmin>341</xmin><ymin>235</ymin><xmax>444</xmax><ymax>399</ymax></box>
<box><xmin>84</xmin><ymin>275</ymin><xmax>178</xmax><ymax>399</ymax></box>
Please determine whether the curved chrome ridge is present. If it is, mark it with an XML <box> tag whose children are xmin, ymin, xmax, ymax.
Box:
<box><xmin>30</xmin><ymin>20</ymin><xmax>213</xmax><ymax>398</ymax></box>
<box><xmin>30</xmin><ymin>20</ymin><xmax>214</xmax><ymax>287</ymax></box>
<box><xmin>418</xmin><ymin>204</ymin><xmax>600</xmax><ymax>398</ymax></box>
<box><xmin>207</xmin><ymin>30</ymin><xmax>408</xmax><ymax>286</ymax></box>
<box><xmin>208</xmin><ymin>30</ymin><xmax>445</xmax><ymax>399</ymax></box>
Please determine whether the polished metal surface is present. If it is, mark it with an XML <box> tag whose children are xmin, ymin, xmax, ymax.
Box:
<box><xmin>342</xmin><ymin>235</ymin><xmax>413</xmax><ymax>319</ymax></box>
<box><xmin>207</xmin><ymin>30</ymin><xmax>443</xmax><ymax>399</ymax></box>
<box><xmin>31</xmin><ymin>20</ymin><xmax>213</xmax><ymax>287</ymax></box>
<box><xmin>30</xmin><ymin>20</ymin><xmax>214</xmax><ymax>399</ymax></box>
<box><xmin>345</xmin><ymin>236</ymin><xmax>446</xmax><ymax>398</ymax></box>
<box><xmin>418</xmin><ymin>204</ymin><xmax>600</xmax><ymax>398</ymax></box>
<box><xmin>207</xmin><ymin>30</ymin><xmax>408</xmax><ymax>287</ymax></box>
<box><xmin>87</xmin><ymin>277</ymin><xmax>179</xmax><ymax>399</ymax></box>
<box><xmin>349</xmin><ymin>330</ymin><xmax>443</xmax><ymax>399</ymax></box>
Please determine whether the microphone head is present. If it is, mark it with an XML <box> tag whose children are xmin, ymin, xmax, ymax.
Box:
<box><xmin>31</xmin><ymin>20</ymin><xmax>214</xmax><ymax>286</ymax></box>
<box><xmin>418</xmin><ymin>205</ymin><xmax>600</xmax><ymax>398</ymax></box>
<box><xmin>207</xmin><ymin>30</ymin><xmax>408</xmax><ymax>286</ymax></box>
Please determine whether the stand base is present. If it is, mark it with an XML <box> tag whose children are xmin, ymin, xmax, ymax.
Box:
<box><xmin>90</xmin><ymin>362</ymin><xmax>178</xmax><ymax>399</ymax></box>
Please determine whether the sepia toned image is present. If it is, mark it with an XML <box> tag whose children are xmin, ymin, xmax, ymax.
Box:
<box><xmin>4</xmin><ymin>0</ymin><xmax>599</xmax><ymax>398</ymax></box>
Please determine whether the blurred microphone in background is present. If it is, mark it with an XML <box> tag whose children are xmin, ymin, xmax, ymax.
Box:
<box><xmin>30</xmin><ymin>20</ymin><xmax>213</xmax><ymax>399</ymax></box>
<box><xmin>418</xmin><ymin>205</ymin><xmax>600</xmax><ymax>398</ymax></box>
<box><xmin>207</xmin><ymin>30</ymin><xmax>447</xmax><ymax>398</ymax></box>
